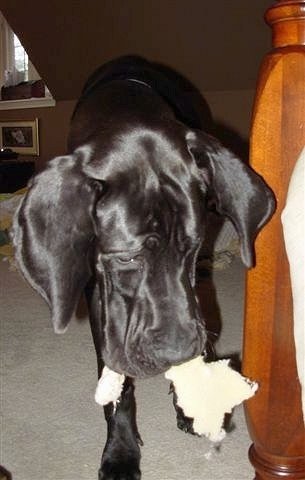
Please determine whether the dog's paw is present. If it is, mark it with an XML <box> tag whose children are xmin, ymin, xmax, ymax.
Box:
<box><xmin>99</xmin><ymin>459</ymin><xmax>141</xmax><ymax>480</ymax></box>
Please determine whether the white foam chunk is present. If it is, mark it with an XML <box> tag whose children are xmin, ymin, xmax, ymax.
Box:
<box><xmin>165</xmin><ymin>356</ymin><xmax>258</xmax><ymax>442</ymax></box>
<box><xmin>95</xmin><ymin>366</ymin><xmax>125</xmax><ymax>406</ymax></box>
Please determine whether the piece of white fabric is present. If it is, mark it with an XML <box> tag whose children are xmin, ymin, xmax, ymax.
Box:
<box><xmin>95</xmin><ymin>366</ymin><xmax>125</xmax><ymax>406</ymax></box>
<box><xmin>281</xmin><ymin>147</ymin><xmax>305</xmax><ymax>424</ymax></box>
<box><xmin>165</xmin><ymin>356</ymin><xmax>258</xmax><ymax>442</ymax></box>
<box><xmin>95</xmin><ymin>357</ymin><xmax>258</xmax><ymax>441</ymax></box>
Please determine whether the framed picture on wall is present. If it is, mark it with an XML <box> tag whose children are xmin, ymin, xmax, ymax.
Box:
<box><xmin>0</xmin><ymin>119</ymin><xmax>39</xmax><ymax>155</ymax></box>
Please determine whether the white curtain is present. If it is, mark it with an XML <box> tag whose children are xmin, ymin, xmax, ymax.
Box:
<box><xmin>0</xmin><ymin>11</ymin><xmax>15</xmax><ymax>88</ymax></box>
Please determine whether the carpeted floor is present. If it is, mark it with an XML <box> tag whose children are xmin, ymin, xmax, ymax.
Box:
<box><xmin>0</xmin><ymin>257</ymin><xmax>254</xmax><ymax>480</ymax></box>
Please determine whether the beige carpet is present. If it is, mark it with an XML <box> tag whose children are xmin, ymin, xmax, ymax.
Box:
<box><xmin>0</xmin><ymin>257</ymin><xmax>254</xmax><ymax>480</ymax></box>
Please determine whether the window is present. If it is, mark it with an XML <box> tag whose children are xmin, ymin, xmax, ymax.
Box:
<box><xmin>0</xmin><ymin>11</ymin><xmax>54</xmax><ymax>108</ymax></box>
<box><xmin>14</xmin><ymin>33</ymin><xmax>28</xmax><ymax>81</ymax></box>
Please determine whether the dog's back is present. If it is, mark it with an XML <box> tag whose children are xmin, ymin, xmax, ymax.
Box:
<box><xmin>68</xmin><ymin>56</ymin><xmax>205</xmax><ymax>151</ymax></box>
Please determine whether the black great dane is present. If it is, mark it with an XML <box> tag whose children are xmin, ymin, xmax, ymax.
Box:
<box><xmin>12</xmin><ymin>56</ymin><xmax>275</xmax><ymax>479</ymax></box>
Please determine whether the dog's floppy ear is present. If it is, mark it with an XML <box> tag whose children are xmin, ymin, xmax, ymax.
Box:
<box><xmin>186</xmin><ymin>130</ymin><xmax>275</xmax><ymax>268</ymax></box>
<box><xmin>12</xmin><ymin>154</ymin><xmax>103</xmax><ymax>333</ymax></box>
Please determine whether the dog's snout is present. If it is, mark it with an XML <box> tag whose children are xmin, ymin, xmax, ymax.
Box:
<box><xmin>144</xmin><ymin>318</ymin><xmax>206</xmax><ymax>369</ymax></box>
<box><xmin>155</xmin><ymin>338</ymin><xmax>204</xmax><ymax>366</ymax></box>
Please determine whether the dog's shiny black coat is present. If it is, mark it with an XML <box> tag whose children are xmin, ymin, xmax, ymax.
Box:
<box><xmin>13</xmin><ymin>56</ymin><xmax>275</xmax><ymax>479</ymax></box>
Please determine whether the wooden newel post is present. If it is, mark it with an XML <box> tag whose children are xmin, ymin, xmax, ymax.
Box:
<box><xmin>243</xmin><ymin>1</ymin><xmax>305</xmax><ymax>479</ymax></box>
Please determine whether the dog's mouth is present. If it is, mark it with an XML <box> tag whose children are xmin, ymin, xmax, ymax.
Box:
<box><xmin>101</xmin><ymin>320</ymin><xmax>207</xmax><ymax>379</ymax></box>
<box><xmin>102</xmin><ymin>351</ymin><xmax>189</xmax><ymax>379</ymax></box>
<box><xmin>103</xmin><ymin>354</ymin><xmax>166</xmax><ymax>379</ymax></box>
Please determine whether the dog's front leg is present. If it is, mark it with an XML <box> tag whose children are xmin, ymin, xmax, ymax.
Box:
<box><xmin>100</xmin><ymin>377</ymin><xmax>142</xmax><ymax>480</ymax></box>
<box><xmin>84</xmin><ymin>281</ymin><xmax>142</xmax><ymax>480</ymax></box>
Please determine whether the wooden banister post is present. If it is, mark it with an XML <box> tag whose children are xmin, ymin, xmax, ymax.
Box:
<box><xmin>243</xmin><ymin>1</ymin><xmax>305</xmax><ymax>479</ymax></box>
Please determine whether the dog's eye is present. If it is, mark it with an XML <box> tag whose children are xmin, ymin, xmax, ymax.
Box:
<box><xmin>145</xmin><ymin>236</ymin><xmax>160</xmax><ymax>250</ymax></box>
<box><xmin>117</xmin><ymin>256</ymin><xmax>135</xmax><ymax>264</ymax></box>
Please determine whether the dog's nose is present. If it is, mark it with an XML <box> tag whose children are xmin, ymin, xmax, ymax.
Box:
<box><xmin>155</xmin><ymin>340</ymin><xmax>203</xmax><ymax>367</ymax></box>
<box><xmin>148</xmin><ymin>321</ymin><xmax>206</xmax><ymax>368</ymax></box>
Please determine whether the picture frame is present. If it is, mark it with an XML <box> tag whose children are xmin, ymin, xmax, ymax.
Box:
<box><xmin>0</xmin><ymin>119</ymin><xmax>39</xmax><ymax>155</ymax></box>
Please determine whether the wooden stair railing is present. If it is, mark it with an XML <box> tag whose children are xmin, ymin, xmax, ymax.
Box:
<box><xmin>243</xmin><ymin>1</ymin><xmax>305</xmax><ymax>479</ymax></box>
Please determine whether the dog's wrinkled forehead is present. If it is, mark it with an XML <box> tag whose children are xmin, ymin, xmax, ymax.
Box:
<box><xmin>95</xmin><ymin>180</ymin><xmax>167</xmax><ymax>253</ymax></box>
<box><xmin>85</xmin><ymin>126</ymin><xmax>194</xmax><ymax>180</ymax></box>
<box><xmin>82</xmin><ymin>127</ymin><xmax>203</xmax><ymax>252</ymax></box>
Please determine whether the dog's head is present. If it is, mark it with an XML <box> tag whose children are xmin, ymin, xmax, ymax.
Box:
<box><xmin>12</xmin><ymin>125</ymin><xmax>275</xmax><ymax>378</ymax></box>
